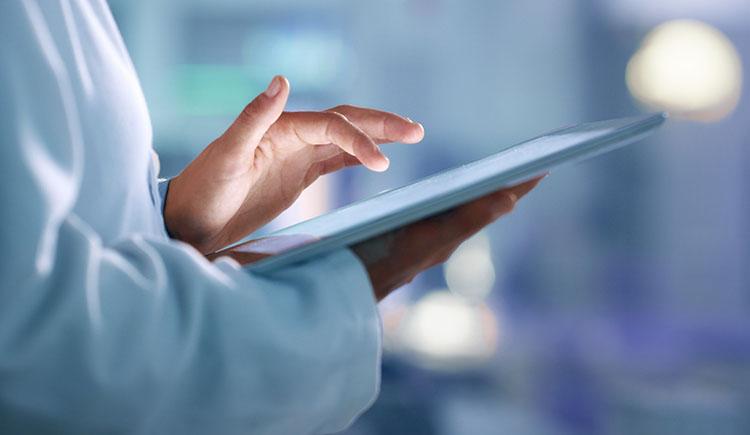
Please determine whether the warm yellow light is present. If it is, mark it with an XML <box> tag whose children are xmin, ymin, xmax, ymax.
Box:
<box><xmin>626</xmin><ymin>19</ymin><xmax>743</xmax><ymax>121</ymax></box>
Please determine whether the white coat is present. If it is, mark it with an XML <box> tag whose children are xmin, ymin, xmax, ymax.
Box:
<box><xmin>0</xmin><ymin>1</ymin><xmax>380</xmax><ymax>434</ymax></box>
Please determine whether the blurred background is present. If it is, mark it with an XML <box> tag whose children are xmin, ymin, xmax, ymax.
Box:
<box><xmin>109</xmin><ymin>0</ymin><xmax>749</xmax><ymax>433</ymax></box>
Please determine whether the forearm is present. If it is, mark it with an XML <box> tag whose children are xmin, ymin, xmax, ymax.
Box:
<box><xmin>2</xmin><ymin>216</ymin><xmax>381</xmax><ymax>434</ymax></box>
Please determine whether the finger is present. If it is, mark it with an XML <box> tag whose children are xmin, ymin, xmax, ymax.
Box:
<box><xmin>221</xmin><ymin>75</ymin><xmax>290</xmax><ymax>154</ymax></box>
<box><xmin>287</xmin><ymin>111</ymin><xmax>390</xmax><ymax>172</ymax></box>
<box><xmin>502</xmin><ymin>175</ymin><xmax>546</xmax><ymax>200</ymax></box>
<box><xmin>420</xmin><ymin>190</ymin><xmax>512</xmax><ymax>249</ymax></box>
<box><xmin>309</xmin><ymin>143</ymin><xmax>343</xmax><ymax>162</ymax></box>
<box><xmin>433</xmin><ymin>176</ymin><xmax>548</xmax><ymax>241</ymax></box>
<box><xmin>309</xmin><ymin>142</ymin><xmax>377</xmax><ymax>165</ymax></box>
<box><xmin>464</xmin><ymin>175</ymin><xmax>546</xmax><ymax>220</ymax></box>
<box><xmin>305</xmin><ymin>153</ymin><xmax>362</xmax><ymax>186</ymax></box>
<box><xmin>317</xmin><ymin>152</ymin><xmax>362</xmax><ymax>175</ymax></box>
<box><xmin>441</xmin><ymin>194</ymin><xmax>511</xmax><ymax>246</ymax></box>
<box><xmin>458</xmin><ymin>191</ymin><xmax>517</xmax><ymax>230</ymax></box>
<box><xmin>327</xmin><ymin>105</ymin><xmax>425</xmax><ymax>144</ymax></box>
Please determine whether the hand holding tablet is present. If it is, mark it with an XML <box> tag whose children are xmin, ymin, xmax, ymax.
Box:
<box><xmin>352</xmin><ymin>176</ymin><xmax>544</xmax><ymax>300</ymax></box>
<box><xmin>212</xmin><ymin>113</ymin><xmax>667</xmax><ymax>294</ymax></box>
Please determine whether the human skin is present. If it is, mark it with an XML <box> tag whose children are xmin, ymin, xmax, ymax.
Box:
<box><xmin>165</xmin><ymin>76</ymin><xmax>424</xmax><ymax>254</ymax></box>
<box><xmin>351</xmin><ymin>176</ymin><xmax>543</xmax><ymax>300</ymax></box>
<box><xmin>166</xmin><ymin>75</ymin><xmax>542</xmax><ymax>298</ymax></box>
<box><xmin>208</xmin><ymin>177</ymin><xmax>543</xmax><ymax>300</ymax></box>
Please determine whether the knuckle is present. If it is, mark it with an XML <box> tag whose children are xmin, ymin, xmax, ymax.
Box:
<box><xmin>284</xmin><ymin>111</ymin><xmax>308</xmax><ymax>123</ymax></box>
<box><xmin>240</xmin><ymin>101</ymin><xmax>262</xmax><ymax>122</ymax></box>
<box><xmin>327</xmin><ymin>111</ymin><xmax>349</xmax><ymax>123</ymax></box>
<box><xmin>481</xmin><ymin>201</ymin><xmax>499</xmax><ymax>219</ymax></box>
<box><xmin>279</xmin><ymin>111</ymin><xmax>296</xmax><ymax>121</ymax></box>
<box><xmin>325</xmin><ymin>112</ymin><xmax>351</xmax><ymax>137</ymax></box>
<box><xmin>500</xmin><ymin>193</ymin><xmax>517</xmax><ymax>213</ymax></box>
<box><xmin>355</xmin><ymin>135</ymin><xmax>375</xmax><ymax>153</ymax></box>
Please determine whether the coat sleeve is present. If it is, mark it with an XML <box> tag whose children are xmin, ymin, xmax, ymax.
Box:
<box><xmin>0</xmin><ymin>3</ymin><xmax>380</xmax><ymax>435</ymax></box>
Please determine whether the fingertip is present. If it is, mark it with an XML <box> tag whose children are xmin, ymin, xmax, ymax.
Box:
<box><xmin>381</xmin><ymin>155</ymin><xmax>391</xmax><ymax>170</ymax></box>
<box><xmin>491</xmin><ymin>193</ymin><xmax>516</xmax><ymax>216</ymax></box>
<box><xmin>406</xmin><ymin>122</ymin><xmax>425</xmax><ymax>143</ymax></box>
<box><xmin>264</xmin><ymin>75</ymin><xmax>290</xmax><ymax>100</ymax></box>
<box><xmin>391</xmin><ymin>117</ymin><xmax>424</xmax><ymax>144</ymax></box>
<box><xmin>263</xmin><ymin>76</ymin><xmax>280</xmax><ymax>98</ymax></box>
<box><xmin>507</xmin><ymin>175</ymin><xmax>545</xmax><ymax>199</ymax></box>
<box><xmin>364</xmin><ymin>143</ymin><xmax>390</xmax><ymax>171</ymax></box>
<box><xmin>370</xmin><ymin>139</ymin><xmax>391</xmax><ymax>171</ymax></box>
<box><xmin>370</xmin><ymin>155</ymin><xmax>390</xmax><ymax>172</ymax></box>
<box><xmin>278</xmin><ymin>75</ymin><xmax>291</xmax><ymax>94</ymax></box>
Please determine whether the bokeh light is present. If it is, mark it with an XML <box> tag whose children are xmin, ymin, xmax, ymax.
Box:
<box><xmin>444</xmin><ymin>232</ymin><xmax>496</xmax><ymax>301</ymax></box>
<box><xmin>397</xmin><ymin>291</ymin><xmax>499</xmax><ymax>369</ymax></box>
<box><xmin>626</xmin><ymin>19</ymin><xmax>743</xmax><ymax>121</ymax></box>
<box><xmin>106</xmin><ymin>2</ymin><xmax>750</xmax><ymax>432</ymax></box>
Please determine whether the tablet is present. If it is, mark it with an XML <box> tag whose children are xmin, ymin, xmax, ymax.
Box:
<box><xmin>230</xmin><ymin>113</ymin><xmax>666</xmax><ymax>272</ymax></box>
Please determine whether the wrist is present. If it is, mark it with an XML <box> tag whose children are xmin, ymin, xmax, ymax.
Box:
<box><xmin>162</xmin><ymin>174</ymin><xmax>216</xmax><ymax>253</ymax></box>
<box><xmin>162</xmin><ymin>174</ymin><xmax>184</xmax><ymax>239</ymax></box>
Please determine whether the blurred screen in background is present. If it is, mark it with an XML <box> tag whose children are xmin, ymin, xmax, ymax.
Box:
<box><xmin>109</xmin><ymin>0</ymin><xmax>750</xmax><ymax>433</ymax></box>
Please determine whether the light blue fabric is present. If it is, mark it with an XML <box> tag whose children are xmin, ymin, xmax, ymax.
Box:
<box><xmin>0</xmin><ymin>1</ymin><xmax>381</xmax><ymax>434</ymax></box>
<box><xmin>157</xmin><ymin>178</ymin><xmax>171</xmax><ymax>235</ymax></box>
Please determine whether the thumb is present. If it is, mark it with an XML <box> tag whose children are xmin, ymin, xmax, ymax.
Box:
<box><xmin>221</xmin><ymin>75</ymin><xmax>290</xmax><ymax>153</ymax></box>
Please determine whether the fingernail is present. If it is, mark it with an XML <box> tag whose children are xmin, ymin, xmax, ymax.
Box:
<box><xmin>373</xmin><ymin>155</ymin><xmax>390</xmax><ymax>172</ymax></box>
<box><xmin>380</xmin><ymin>155</ymin><xmax>391</xmax><ymax>170</ymax></box>
<box><xmin>406</xmin><ymin>117</ymin><xmax>414</xmax><ymax>123</ymax></box>
<box><xmin>264</xmin><ymin>76</ymin><xmax>281</xmax><ymax>98</ymax></box>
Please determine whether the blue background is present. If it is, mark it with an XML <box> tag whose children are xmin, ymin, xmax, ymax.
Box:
<box><xmin>109</xmin><ymin>1</ymin><xmax>750</xmax><ymax>433</ymax></box>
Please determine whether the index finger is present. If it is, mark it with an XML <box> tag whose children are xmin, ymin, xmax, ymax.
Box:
<box><xmin>327</xmin><ymin>105</ymin><xmax>425</xmax><ymax>145</ymax></box>
<box><xmin>286</xmin><ymin>111</ymin><xmax>390</xmax><ymax>171</ymax></box>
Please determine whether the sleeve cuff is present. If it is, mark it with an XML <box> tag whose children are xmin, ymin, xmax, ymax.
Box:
<box><xmin>157</xmin><ymin>178</ymin><xmax>173</xmax><ymax>238</ymax></box>
<box><xmin>242</xmin><ymin>248</ymin><xmax>382</xmax><ymax>434</ymax></box>
<box><xmin>157</xmin><ymin>178</ymin><xmax>170</xmax><ymax>213</ymax></box>
<box><xmin>314</xmin><ymin>248</ymin><xmax>383</xmax><ymax>434</ymax></box>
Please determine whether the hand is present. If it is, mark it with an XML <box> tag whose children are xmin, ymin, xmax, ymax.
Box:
<box><xmin>206</xmin><ymin>177</ymin><xmax>543</xmax><ymax>299</ymax></box>
<box><xmin>352</xmin><ymin>176</ymin><xmax>544</xmax><ymax>301</ymax></box>
<box><xmin>164</xmin><ymin>76</ymin><xmax>424</xmax><ymax>254</ymax></box>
